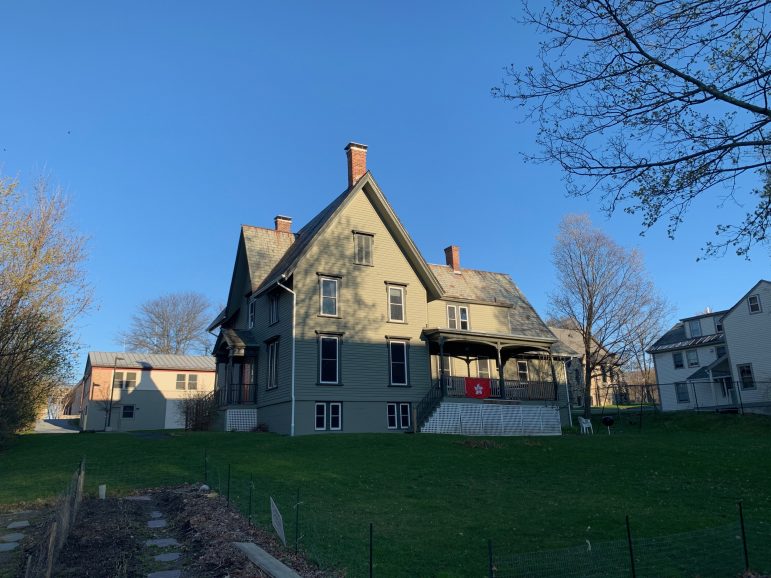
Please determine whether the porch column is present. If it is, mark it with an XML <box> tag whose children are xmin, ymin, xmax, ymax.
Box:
<box><xmin>496</xmin><ymin>346</ymin><xmax>505</xmax><ymax>399</ymax></box>
<box><xmin>226</xmin><ymin>352</ymin><xmax>234</xmax><ymax>405</ymax></box>
<box><xmin>548</xmin><ymin>351</ymin><xmax>559</xmax><ymax>401</ymax></box>
<box><xmin>439</xmin><ymin>337</ymin><xmax>447</xmax><ymax>396</ymax></box>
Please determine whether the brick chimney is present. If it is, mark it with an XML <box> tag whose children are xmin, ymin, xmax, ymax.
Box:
<box><xmin>345</xmin><ymin>142</ymin><xmax>368</xmax><ymax>187</ymax></box>
<box><xmin>444</xmin><ymin>245</ymin><xmax>461</xmax><ymax>272</ymax></box>
<box><xmin>274</xmin><ymin>215</ymin><xmax>292</xmax><ymax>233</ymax></box>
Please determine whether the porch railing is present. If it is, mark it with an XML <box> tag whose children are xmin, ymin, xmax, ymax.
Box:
<box><xmin>216</xmin><ymin>381</ymin><xmax>257</xmax><ymax>406</ymax></box>
<box><xmin>414</xmin><ymin>380</ymin><xmax>443</xmax><ymax>431</ymax></box>
<box><xmin>442</xmin><ymin>375</ymin><xmax>558</xmax><ymax>401</ymax></box>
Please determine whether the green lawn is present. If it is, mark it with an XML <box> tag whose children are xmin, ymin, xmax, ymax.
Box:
<box><xmin>2</xmin><ymin>412</ymin><xmax>771</xmax><ymax>577</ymax></box>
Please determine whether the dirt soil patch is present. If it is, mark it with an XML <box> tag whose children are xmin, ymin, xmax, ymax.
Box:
<box><xmin>52</xmin><ymin>486</ymin><xmax>332</xmax><ymax>578</ymax></box>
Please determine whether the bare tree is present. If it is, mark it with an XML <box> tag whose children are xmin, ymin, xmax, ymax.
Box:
<box><xmin>119</xmin><ymin>292</ymin><xmax>213</xmax><ymax>355</ymax></box>
<box><xmin>550</xmin><ymin>214</ymin><xmax>668</xmax><ymax>417</ymax></box>
<box><xmin>0</xmin><ymin>177</ymin><xmax>90</xmax><ymax>440</ymax></box>
<box><xmin>494</xmin><ymin>0</ymin><xmax>771</xmax><ymax>257</ymax></box>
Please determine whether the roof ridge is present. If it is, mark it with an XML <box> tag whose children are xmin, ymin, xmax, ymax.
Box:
<box><xmin>427</xmin><ymin>263</ymin><xmax>512</xmax><ymax>276</ymax></box>
<box><xmin>241</xmin><ymin>224</ymin><xmax>296</xmax><ymax>236</ymax></box>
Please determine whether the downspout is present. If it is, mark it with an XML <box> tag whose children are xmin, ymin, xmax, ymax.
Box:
<box><xmin>277</xmin><ymin>275</ymin><xmax>297</xmax><ymax>437</ymax></box>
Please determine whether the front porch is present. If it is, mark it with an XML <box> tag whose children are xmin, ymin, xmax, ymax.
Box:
<box><xmin>441</xmin><ymin>375</ymin><xmax>558</xmax><ymax>401</ymax></box>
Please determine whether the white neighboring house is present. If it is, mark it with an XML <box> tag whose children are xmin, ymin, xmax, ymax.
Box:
<box><xmin>649</xmin><ymin>279</ymin><xmax>771</xmax><ymax>413</ymax></box>
<box><xmin>722</xmin><ymin>280</ymin><xmax>771</xmax><ymax>411</ymax></box>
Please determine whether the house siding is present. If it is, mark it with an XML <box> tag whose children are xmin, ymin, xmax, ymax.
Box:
<box><xmin>654</xmin><ymin>345</ymin><xmax>723</xmax><ymax>410</ymax></box>
<box><xmin>289</xmin><ymin>188</ymin><xmax>432</xmax><ymax>430</ymax></box>
<box><xmin>427</xmin><ymin>300</ymin><xmax>512</xmax><ymax>334</ymax></box>
<box><xmin>722</xmin><ymin>281</ymin><xmax>771</xmax><ymax>406</ymax></box>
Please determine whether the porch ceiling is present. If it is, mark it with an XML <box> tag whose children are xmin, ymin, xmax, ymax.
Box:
<box><xmin>423</xmin><ymin>328</ymin><xmax>555</xmax><ymax>358</ymax></box>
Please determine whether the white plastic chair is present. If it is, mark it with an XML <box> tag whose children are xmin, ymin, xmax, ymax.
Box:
<box><xmin>578</xmin><ymin>416</ymin><xmax>594</xmax><ymax>434</ymax></box>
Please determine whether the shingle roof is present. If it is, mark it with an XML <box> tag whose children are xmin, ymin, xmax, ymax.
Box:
<box><xmin>242</xmin><ymin>225</ymin><xmax>297</xmax><ymax>293</ymax></box>
<box><xmin>427</xmin><ymin>265</ymin><xmax>554</xmax><ymax>341</ymax></box>
<box><xmin>254</xmin><ymin>187</ymin><xmax>352</xmax><ymax>295</ymax></box>
<box><xmin>88</xmin><ymin>352</ymin><xmax>216</xmax><ymax>371</ymax></box>
<box><xmin>547</xmin><ymin>327</ymin><xmax>584</xmax><ymax>358</ymax></box>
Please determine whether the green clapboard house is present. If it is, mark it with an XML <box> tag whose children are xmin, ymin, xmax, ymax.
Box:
<box><xmin>209</xmin><ymin>143</ymin><xmax>573</xmax><ymax>435</ymax></box>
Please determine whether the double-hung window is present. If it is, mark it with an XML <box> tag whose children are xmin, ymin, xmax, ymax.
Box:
<box><xmin>675</xmin><ymin>382</ymin><xmax>690</xmax><ymax>403</ymax></box>
<box><xmin>388</xmin><ymin>285</ymin><xmax>405</xmax><ymax>322</ymax></box>
<box><xmin>673</xmin><ymin>352</ymin><xmax>684</xmax><ymax>369</ymax></box>
<box><xmin>477</xmin><ymin>357</ymin><xmax>491</xmax><ymax>378</ymax></box>
<box><xmin>267</xmin><ymin>340</ymin><xmax>279</xmax><ymax>389</ymax></box>
<box><xmin>387</xmin><ymin>402</ymin><xmax>411</xmax><ymax>430</ymax></box>
<box><xmin>517</xmin><ymin>360</ymin><xmax>529</xmax><ymax>382</ymax></box>
<box><xmin>447</xmin><ymin>305</ymin><xmax>470</xmax><ymax>330</ymax></box>
<box><xmin>248</xmin><ymin>299</ymin><xmax>256</xmax><ymax>328</ymax></box>
<box><xmin>113</xmin><ymin>371</ymin><xmax>137</xmax><ymax>389</ymax></box>
<box><xmin>688</xmin><ymin>319</ymin><xmax>702</xmax><ymax>337</ymax></box>
<box><xmin>738</xmin><ymin>364</ymin><xmax>755</xmax><ymax>389</ymax></box>
<box><xmin>389</xmin><ymin>340</ymin><xmax>408</xmax><ymax>385</ymax></box>
<box><xmin>269</xmin><ymin>293</ymin><xmax>279</xmax><ymax>325</ymax></box>
<box><xmin>176</xmin><ymin>374</ymin><xmax>187</xmax><ymax>390</ymax></box>
<box><xmin>315</xmin><ymin>402</ymin><xmax>342</xmax><ymax>431</ymax></box>
<box><xmin>319</xmin><ymin>335</ymin><xmax>339</xmax><ymax>384</ymax></box>
<box><xmin>122</xmin><ymin>405</ymin><xmax>135</xmax><ymax>419</ymax></box>
<box><xmin>686</xmin><ymin>349</ymin><xmax>699</xmax><ymax>368</ymax></box>
<box><xmin>320</xmin><ymin>277</ymin><xmax>339</xmax><ymax>316</ymax></box>
<box><xmin>748</xmin><ymin>294</ymin><xmax>762</xmax><ymax>314</ymax></box>
<box><xmin>354</xmin><ymin>232</ymin><xmax>373</xmax><ymax>265</ymax></box>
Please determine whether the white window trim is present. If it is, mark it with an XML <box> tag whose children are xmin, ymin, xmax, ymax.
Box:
<box><xmin>738</xmin><ymin>363</ymin><xmax>755</xmax><ymax>389</ymax></box>
<box><xmin>329</xmin><ymin>402</ymin><xmax>342</xmax><ymax>431</ymax></box>
<box><xmin>388</xmin><ymin>285</ymin><xmax>405</xmax><ymax>322</ymax></box>
<box><xmin>688</xmin><ymin>319</ymin><xmax>702</xmax><ymax>338</ymax></box>
<box><xmin>320</xmin><ymin>277</ymin><xmax>339</xmax><ymax>317</ymax></box>
<box><xmin>675</xmin><ymin>382</ymin><xmax>690</xmax><ymax>404</ymax></box>
<box><xmin>314</xmin><ymin>402</ymin><xmax>326</xmax><ymax>431</ymax></box>
<box><xmin>673</xmin><ymin>351</ymin><xmax>684</xmax><ymax>369</ymax></box>
<box><xmin>748</xmin><ymin>294</ymin><xmax>762</xmax><ymax>314</ymax></box>
<box><xmin>459</xmin><ymin>306</ymin><xmax>470</xmax><ymax>330</ymax></box>
<box><xmin>354</xmin><ymin>232</ymin><xmax>374</xmax><ymax>266</ymax></box>
<box><xmin>122</xmin><ymin>404</ymin><xmax>135</xmax><ymax>419</ymax></box>
<box><xmin>319</xmin><ymin>335</ymin><xmax>339</xmax><ymax>384</ymax></box>
<box><xmin>389</xmin><ymin>340</ymin><xmax>409</xmax><ymax>386</ymax></box>
<box><xmin>686</xmin><ymin>349</ymin><xmax>699</xmax><ymax>368</ymax></box>
<box><xmin>399</xmin><ymin>402</ymin><xmax>411</xmax><ymax>429</ymax></box>
<box><xmin>176</xmin><ymin>374</ymin><xmax>187</xmax><ymax>390</ymax></box>
<box><xmin>477</xmin><ymin>357</ymin><xmax>491</xmax><ymax>378</ymax></box>
<box><xmin>447</xmin><ymin>305</ymin><xmax>457</xmax><ymax>329</ymax></box>
<box><xmin>386</xmin><ymin>403</ymin><xmax>398</xmax><ymax>429</ymax></box>
<box><xmin>188</xmin><ymin>374</ymin><xmax>198</xmax><ymax>390</ymax></box>
<box><xmin>517</xmin><ymin>360</ymin><xmax>529</xmax><ymax>382</ymax></box>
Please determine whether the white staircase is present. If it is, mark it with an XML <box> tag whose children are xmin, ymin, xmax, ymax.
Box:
<box><xmin>420</xmin><ymin>402</ymin><xmax>561</xmax><ymax>436</ymax></box>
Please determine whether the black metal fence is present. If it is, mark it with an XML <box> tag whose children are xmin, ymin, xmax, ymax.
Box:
<box><xmin>489</xmin><ymin>504</ymin><xmax>771</xmax><ymax>578</ymax></box>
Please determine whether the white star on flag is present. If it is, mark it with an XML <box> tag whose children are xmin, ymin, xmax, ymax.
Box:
<box><xmin>474</xmin><ymin>384</ymin><xmax>483</xmax><ymax>395</ymax></box>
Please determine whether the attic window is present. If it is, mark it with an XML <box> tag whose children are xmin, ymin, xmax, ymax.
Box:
<box><xmin>748</xmin><ymin>294</ymin><xmax>762</xmax><ymax>314</ymax></box>
<box><xmin>354</xmin><ymin>232</ymin><xmax>373</xmax><ymax>266</ymax></box>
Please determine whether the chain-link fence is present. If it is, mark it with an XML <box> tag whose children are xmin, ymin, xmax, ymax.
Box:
<box><xmin>491</xmin><ymin>507</ymin><xmax>771</xmax><ymax>578</ymax></box>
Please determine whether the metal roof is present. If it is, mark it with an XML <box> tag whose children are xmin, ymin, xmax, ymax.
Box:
<box><xmin>88</xmin><ymin>352</ymin><xmax>216</xmax><ymax>371</ymax></box>
<box><xmin>648</xmin><ymin>329</ymin><xmax>724</xmax><ymax>353</ymax></box>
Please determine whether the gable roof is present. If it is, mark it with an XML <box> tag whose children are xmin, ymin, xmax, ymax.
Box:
<box><xmin>428</xmin><ymin>265</ymin><xmax>555</xmax><ymax>341</ymax></box>
<box><xmin>723</xmin><ymin>279</ymin><xmax>771</xmax><ymax>318</ymax></box>
<box><xmin>547</xmin><ymin>326</ymin><xmax>620</xmax><ymax>362</ymax></box>
<box><xmin>88</xmin><ymin>352</ymin><xmax>215</xmax><ymax>371</ymax></box>
<box><xmin>253</xmin><ymin>172</ymin><xmax>444</xmax><ymax>299</ymax></box>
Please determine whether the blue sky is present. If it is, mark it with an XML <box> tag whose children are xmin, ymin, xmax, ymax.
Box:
<box><xmin>1</xmin><ymin>2</ymin><xmax>767</xmax><ymax>369</ymax></box>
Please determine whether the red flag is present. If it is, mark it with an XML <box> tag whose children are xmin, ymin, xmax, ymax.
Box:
<box><xmin>464</xmin><ymin>377</ymin><xmax>491</xmax><ymax>399</ymax></box>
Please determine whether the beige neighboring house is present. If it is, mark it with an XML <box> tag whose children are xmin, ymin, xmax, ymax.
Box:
<box><xmin>209</xmin><ymin>142</ymin><xmax>575</xmax><ymax>436</ymax></box>
<box><xmin>549</xmin><ymin>327</ymin><xmax>624</xmax><ymax>407</ymax></box>
<box><xmin>75</xmin><ymin>352</ymin><xmax>215</xmax><ymax>432</ymax></box>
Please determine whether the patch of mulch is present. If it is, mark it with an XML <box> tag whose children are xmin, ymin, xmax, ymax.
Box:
<box><xmin>54</xmin><ymin>498</ymin><xmax>149</xmax><ymax>577</ymax></box>
<box><xmin>154</xmin><ymin>485</ymin><xmax>334</xmax><ymax>578</ymax></box>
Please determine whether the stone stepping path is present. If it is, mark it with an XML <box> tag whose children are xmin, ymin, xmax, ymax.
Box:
<box><xmin>0</xmin><ymin>515</ymin><xmax>33</xmax><ymax>564</ymax></box>
<box><xmin>126</xmin><ymin>495</ymin><xmax>184</xmax><ymax>578</ymax></box>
